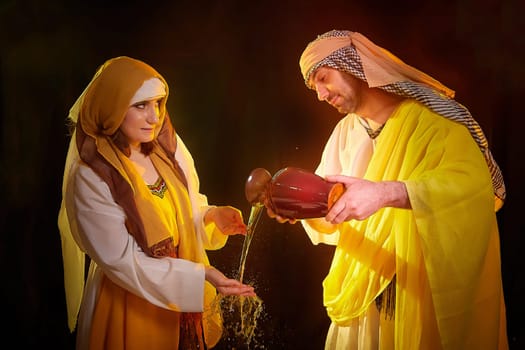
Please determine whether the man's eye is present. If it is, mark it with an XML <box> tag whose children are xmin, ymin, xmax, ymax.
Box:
<box><xmin>134</xmin><ymin>103</ymin><xmax>145</xmax><ymax>109</ymax></box>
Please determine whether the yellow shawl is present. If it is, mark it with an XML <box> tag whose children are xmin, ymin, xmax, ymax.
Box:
<box><xmin>324</xmin><ymin>101</ymin><xmax>507</xmax><ymax>349</ymax></box>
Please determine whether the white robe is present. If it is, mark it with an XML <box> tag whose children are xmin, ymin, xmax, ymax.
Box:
<box><xmin>302</xmin><ymin>114</ymin><xmax>390</xmax><ymax>350</ymax></box>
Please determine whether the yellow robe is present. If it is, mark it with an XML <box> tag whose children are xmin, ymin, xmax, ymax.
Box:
<box><xmin>309</xmin><ymin>100</ymin><xmax>507</xmax><ymax>349</ymax></box>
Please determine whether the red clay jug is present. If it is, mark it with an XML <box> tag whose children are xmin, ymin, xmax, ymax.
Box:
<box><xmin>245</xmin><ymin>167</ymin><xmax>344</xmax><ymax>219</ymax></box>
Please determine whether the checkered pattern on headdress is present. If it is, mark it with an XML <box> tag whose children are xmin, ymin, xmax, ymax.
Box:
<box><xmin>304</xmin><ymin>30</ymin><xmax>506</xmax><ymax>204</ymax></box>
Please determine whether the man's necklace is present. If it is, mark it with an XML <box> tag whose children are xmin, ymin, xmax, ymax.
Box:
<box><xmin>358</xmin><ymin>117</ymin><xmax>386</xmax><ymax>139</ymax></box>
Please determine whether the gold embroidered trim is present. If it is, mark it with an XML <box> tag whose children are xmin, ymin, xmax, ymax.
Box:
<box><xmin>148</xmin><ymin>177</ymin><xmax>167</xmax><ymax>198</ymax></box>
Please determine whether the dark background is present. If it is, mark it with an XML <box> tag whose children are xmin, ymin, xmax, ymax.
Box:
<box><xmin>1</xmin><ymin>0</ymin><xmax>523</xmax><ymax>349</ymax></box>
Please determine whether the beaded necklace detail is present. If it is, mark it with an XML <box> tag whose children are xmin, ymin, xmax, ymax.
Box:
<box><xmin>148</xmin><ymin>177</ymin><xmax>167</xmax><ymax>199</ymax></box>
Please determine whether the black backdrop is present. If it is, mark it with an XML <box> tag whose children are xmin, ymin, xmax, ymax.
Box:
<box><xmin>1</xmin><ymin>1</ymin><xmax>523</xmax><ymax>349</ymax></box>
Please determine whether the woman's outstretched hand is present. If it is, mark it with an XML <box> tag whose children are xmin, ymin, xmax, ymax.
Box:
<box><xmin>205</xmin><ymin>266</ymin><xmax>256</xmax><ymax>297</ymax></box>
<box><xmin>205</xmin><ymin>206</ymin><xmax>247</xmax><ymax>235</ymax></box>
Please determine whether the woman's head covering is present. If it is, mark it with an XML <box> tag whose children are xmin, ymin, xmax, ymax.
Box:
<box><xmin>299</xmin><ymin>30</ymin><xmax>505</xmax><ymax>209</ymax></box>
<box><xmin>77</xmin><ymin>56</ymin><xmax>170</xmax><ymax>166</ymax></box>
<box><xmin>130</xmin><ymin>77</ymin><xmax>166</xmax><ymax>105</ymax></box>
<box><xmin>78</xmin><ymin>56</ymin><xmax>167</xmax><ymax>139</ymax></box>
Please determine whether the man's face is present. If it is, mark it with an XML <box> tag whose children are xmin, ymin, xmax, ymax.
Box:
<box><xmin>308</xmin><ymin>66</ymin><xmax>363</xmax><ymax>114</ymax></box>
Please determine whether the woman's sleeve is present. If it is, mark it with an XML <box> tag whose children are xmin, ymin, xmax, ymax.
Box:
<box><xmin>174</xmin><ymin>135</ymin><xmax>228</xmax><ymax>249</ymax></box>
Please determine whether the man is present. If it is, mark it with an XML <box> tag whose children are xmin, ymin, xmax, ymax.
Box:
<box><xmin>289</xmin><ymin>30</ymin><xmax>507</xmax><ymax>349</ymax></box>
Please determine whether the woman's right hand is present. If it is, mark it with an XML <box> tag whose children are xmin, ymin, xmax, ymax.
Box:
<box><xmin>204</xmin><ymin>206</ymin><xmax>247</xmax><ymax>235</ymax></box>
<box><xmin>205</xmin><ymin>266</ymin><xmax>256</xmax><ymax>297</ymax></box>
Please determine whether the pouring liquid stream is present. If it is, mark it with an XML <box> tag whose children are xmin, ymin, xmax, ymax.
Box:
<box><xmin>237</xmin><ymin>203</ymin><xmax>264</xmax><ymax>337</ymax></box>
<box><xmin>238</xmin><ymin>203</ymin><xmax>264</xmax><ymax>284</ymax></box>
<box><xmin>216</xmin><ymin>203</ymin><xmax>265</xmax><ymax>349</ymax></box>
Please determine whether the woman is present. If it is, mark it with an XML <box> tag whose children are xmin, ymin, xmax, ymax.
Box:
<box><xmin>58</xmin><ymin>56</ymin><xmax>255</xmax><ymax>350</ymax></box>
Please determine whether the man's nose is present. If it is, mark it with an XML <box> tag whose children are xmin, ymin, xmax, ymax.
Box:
<box><xmin>316</xmin><ymin>86</ymin><xmax>328</xmax><ymax>101</ymax></box>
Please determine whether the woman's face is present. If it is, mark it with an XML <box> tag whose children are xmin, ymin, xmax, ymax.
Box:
<box><xmin>120</xmin><ymin>97</ymin><xmax>164</xmax><ymax>149</ymax></box>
